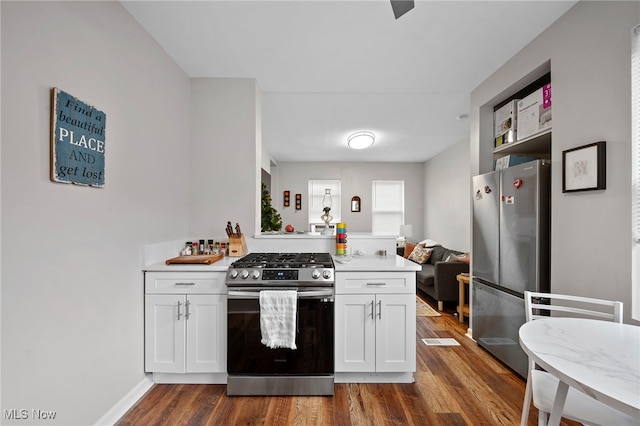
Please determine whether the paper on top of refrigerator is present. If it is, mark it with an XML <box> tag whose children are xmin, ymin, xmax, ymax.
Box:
<box><xmin>494</xmin><ymin>155</ymin><xmax>538</xmax><ymax>170</ymax></box>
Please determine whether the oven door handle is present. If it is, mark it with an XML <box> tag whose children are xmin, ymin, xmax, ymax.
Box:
<box><xmin>227</xmin><ymin>289</ymin><xmax>334</xmax><ymax>299</ymax></box>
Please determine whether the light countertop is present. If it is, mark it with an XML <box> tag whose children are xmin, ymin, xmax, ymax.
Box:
<box><xmin>333</xmin><ymin>254</ymin><xmax>421</xmax><ymax>272</ymax></box>
<box><xmin>256</xmin><ymin>232</ymin><xmax>397</xmax><ymax>239</ymax></box>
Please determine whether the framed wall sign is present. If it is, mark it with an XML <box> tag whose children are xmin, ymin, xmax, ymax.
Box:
<box><xmin>562</xmin><ymin>141</ymin><xmax>606</xmax><ymax>193</ymax></box>
<box><xmin>284</xmin><ymin>191</ymin><xmax>290</xmax><ymax>207</ymax></box>
<box><xmin>51</xmin><ymin>88</ymin><xmax>106</xmax><ymax>187</ymax></box>
<box><xmin>295</xmin><ymin>194</ymin><xmax>301</xmax><ymax>210</ymax></box>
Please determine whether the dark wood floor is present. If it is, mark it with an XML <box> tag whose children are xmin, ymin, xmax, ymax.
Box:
<box><xmin>117</xmin><ymin>295</ymin><xmax>579</xmax><ymax>425</ymax></box>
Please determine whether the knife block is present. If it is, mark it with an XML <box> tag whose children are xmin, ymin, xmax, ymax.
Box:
<box><xmin>228</xmin><ymin>234</ymin><xmax>248</xmax><ymax>257</ymax></box>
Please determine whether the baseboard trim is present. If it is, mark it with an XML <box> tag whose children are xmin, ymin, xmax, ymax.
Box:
<box><xmin>151</xmin><ymin>372</ymin><xmax>227</xmax><ymax>384</ymax></box>
<box><xmin>335</xmin><ymin>372</ymin><xmax>415</xmax><ymax>383</ymax></box>
<box><xmin>94</xmin><ymin>374</ymin><xmax>153</xmax><ymax>426</ymax></box>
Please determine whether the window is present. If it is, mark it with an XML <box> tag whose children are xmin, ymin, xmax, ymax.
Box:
<box><xmin>632</xmin><ymin>24</ymin><xmax>640</xmax><ymax>320</ymax></box>
<box><xmin>308</xmin><ymin>180</ymin><xmax>341</xmax><ymax>226</ymax></box>
<box><xmin>371</xmin><ymin>180</ymin><xmax>404</xmax><ymax>235</ymax></box>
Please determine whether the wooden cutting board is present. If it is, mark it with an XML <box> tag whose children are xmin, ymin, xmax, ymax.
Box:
<box><xmin>165</xmin><ymin>254</ymin><xmax>224</xmax><ymax>265</ymax></box>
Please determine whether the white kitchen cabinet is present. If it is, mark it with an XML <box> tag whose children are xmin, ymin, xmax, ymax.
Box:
<box><xmin>145</xmin><ymin>294</ymin><xmax>186</xmax><ymax>373</ymax></box>
<box><xmin>144</xmin><ymin>272</ymin><xmax>226</xmax><ymax>383</ymax></box>
<box><xmin>334</xmin><ymin>271</ymin><xmax>416</xmax><ymax>382</ymax></box>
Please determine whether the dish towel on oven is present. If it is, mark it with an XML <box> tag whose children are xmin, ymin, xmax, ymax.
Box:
<box><xmin>259</xmin><ymin>290</ymin><xmax>297</xmax><ymax>349</ymax></box>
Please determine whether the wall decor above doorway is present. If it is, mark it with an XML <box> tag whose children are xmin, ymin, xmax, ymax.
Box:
<box><xmin>351</xmin><ymin>196</ymin><xmax>361</xmax><ymax>212</ymax></box>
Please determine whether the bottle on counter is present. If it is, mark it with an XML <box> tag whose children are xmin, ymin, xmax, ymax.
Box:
<box><xmin>199</xmin><ymin>239</ymin><xmax>205</xmax><ymax>254</ymax></box>
<box><xmin>182</xmin><ymin>241</ymin><xmax>192</xmax><ymax>256</ymax></box>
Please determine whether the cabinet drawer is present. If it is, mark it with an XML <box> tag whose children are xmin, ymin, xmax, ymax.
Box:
<box><xmin>335</xmin><ymin>272</ymin><xmax>415</xmax><ymax>294</ymax></box>
<box><xmin>145</xmin><ymin>272</ymin><xmax>226</xmax><ymax>294</ymax></box>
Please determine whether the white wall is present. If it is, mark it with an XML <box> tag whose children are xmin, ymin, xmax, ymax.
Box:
<box><xmin>1</xmin><ymin>2</ymin><xmax>191</xmax><ymax>424</ymax></box>
<box><xmin>273</xmin><ymin>162</ymin><xmax>425</xmax><ymax>237</ymax></box>
<box><xmin>423</xmin><ymin>140</ymin><xmax>471</xmax><ymax>251</ymax></box>
<box><xmin>189</xmin><ymin>78</ymin><xmax>259</xmax><ymax>240</ymax></box>
<box><xmin>470</xmin><ymin>1</ymin><xmax>640</xmax><ymax>323</ymax></box>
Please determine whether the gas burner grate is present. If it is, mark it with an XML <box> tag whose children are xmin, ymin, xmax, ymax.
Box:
<box><xmin>231</xmin><ymin>253</ymin><xmax>334</xmax><ymax>269</ymax></box>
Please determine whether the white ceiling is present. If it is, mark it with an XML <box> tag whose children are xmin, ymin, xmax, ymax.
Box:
<box><xmin>121</xmin><ymin>0</ymin><xmax>576</xmax><ymax>162</ymax></box>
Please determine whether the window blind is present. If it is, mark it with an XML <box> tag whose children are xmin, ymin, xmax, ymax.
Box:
<box><xmin>632</xmin><ymin>24</ymin><xmax>640</xmax><ymax>319</ymax></box>
<box><xmin>633</xmin><ymin>24</ymin><xmax>640</xmax><ymax>241</ymax></box>
<box><xmin>371</xmin><ymin>180</ymin><xmax>404</xmax><ymax>235</ymax></box>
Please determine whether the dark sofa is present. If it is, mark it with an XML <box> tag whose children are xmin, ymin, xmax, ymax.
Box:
<box><xmin>403</xmin><ymin>243</ymin><xmax>469</xmax><ymax>311</ymax></box>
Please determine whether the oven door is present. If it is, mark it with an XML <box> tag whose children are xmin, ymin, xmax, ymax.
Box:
<box><xmin>227</xmin><ymin>288</ymin><xmax>334</xmax><ymax>376</ymax></box>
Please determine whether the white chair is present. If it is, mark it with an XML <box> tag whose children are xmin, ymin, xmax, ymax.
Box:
<box><xmin>520</xmin><ymin>291</ymin><xmax>637</xmax><ymax>426</ymax></box>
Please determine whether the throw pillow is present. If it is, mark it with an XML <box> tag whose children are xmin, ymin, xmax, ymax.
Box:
<box><xmin>403</xmin><ymin>242</ymin><xmax>417</xmax><ymax>259</ymax></box>
<box><xmin>445</xmin><ymin>252</ymin><xmax>471</xmax><ymax>264</ymax></box>
<box><xmin>429</xmin><ymin>245</ymin><xmax>449</xmax><ymax>263</ymax></box>
<box><xmin>408</xmin><ymin>246</ymin><xmax>433</xmax><ymax>264</ymax></box>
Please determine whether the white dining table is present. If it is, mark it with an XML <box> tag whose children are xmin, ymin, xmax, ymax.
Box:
<box><xmin>519</xmin><ymin>317</ymin><xmax>640</xmax><ymax>426</ymax></box>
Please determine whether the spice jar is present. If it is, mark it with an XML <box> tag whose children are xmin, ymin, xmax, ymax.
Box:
<box><xmin>182</xmin><ymin>241</ymin><xmax>192</xmax><ymax>256</ymax></box>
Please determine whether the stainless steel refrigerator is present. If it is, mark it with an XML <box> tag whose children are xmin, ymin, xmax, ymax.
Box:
<box><xmin>471</xmin><ymin>159</ymin><xmax>550</xmax><ymax>378</ymax></box>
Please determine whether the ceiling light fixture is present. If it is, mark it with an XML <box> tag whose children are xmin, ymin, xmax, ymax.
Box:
<box><xmin>347</xmin><ymin>131</ymin><xmax>375</xmax><ymax>150</ymax></box>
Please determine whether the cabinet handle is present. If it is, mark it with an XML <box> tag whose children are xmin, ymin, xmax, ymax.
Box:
<box><xmin>185</xmin><ymin>300</ymin><xmax>191</xmax><ymax>320</ymax></box>
<box><xmin>175</xmin><ymin>282</ymin><xmax>195</xmax><ymax>286</ymax></box>
<box><xmin>370</xmin><ymin>300</ymin><xmax>375</xmax><ymax>319</ymax></box>
<box><xmin>366</xmin><ymin>282</ymin><xmax>386</xmax><ymax>286</ymax></box>
<box><xmin>177</xmin><ymin>300</ymin><xmax>182</xmax><ymax>320</ymax></box>
<box><xmin>377</xmin><ymin>300</ymin><xmax>382</xmax><ymax>320</ymax></box>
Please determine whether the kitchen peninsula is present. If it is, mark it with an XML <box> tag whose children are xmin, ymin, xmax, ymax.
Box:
<box><xmin>142</xmin><ymin>238</ymin><xmax>420</xmax><ymax>385</ymax></box>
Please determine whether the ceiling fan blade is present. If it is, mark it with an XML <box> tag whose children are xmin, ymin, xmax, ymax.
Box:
<box><xmin>390</xmin><ymin>0</ymin><xmax>414</xmax><ymax>19</ymax></box>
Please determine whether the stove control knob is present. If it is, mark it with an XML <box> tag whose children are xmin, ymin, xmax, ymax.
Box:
<box><xmin>251</xmin><ymin>270</ymin><xmax>260</xmax><ymax>279</ymax></box>
<box><xmin>311</xmin><ymin>269</ymin><xmax>321</xmax><ymax>279</ymax></box>
<box><xmin>228</xmin><ymin>270</ymin><xmax>238</xmax><ymax>279</ymax></box>
<box><xmin>322</xmin><ymin>270</ymin><xmax>332</xmax><ymax>279</ymax></box>
<box><xmin>240</xmin><ymin>270</ymin><xmax>250</xmax><ymax>279</ymax></box>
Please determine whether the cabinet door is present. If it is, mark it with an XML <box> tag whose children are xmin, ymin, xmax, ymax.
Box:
<box><xmin>145</xmin><ymin>295</ymin><xmax>186</xmax><ymax>373</ymax></box>
<box><xmin>335</xmin><ymin>294</ymin><xmax>376</xmax><ymax>372</ymax></box>
<box><xmin>185</xmin><ymin>294</ymin><xmax>226</xmax><ymax>373</ymax></box>
<box><xmin>375</xmin><ymin>294</ymin><xmax>416</xmax><ymax>372</ymax></box>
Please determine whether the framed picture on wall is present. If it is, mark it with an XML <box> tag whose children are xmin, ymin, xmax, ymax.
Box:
<box><xmin>562</xmin><ymin>141</ymin><xmax>606</xmax><ymax>193</ymax></box>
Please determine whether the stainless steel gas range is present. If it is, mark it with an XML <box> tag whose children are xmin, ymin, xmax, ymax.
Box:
<box><xmin>225</xmin><ymin>253</ymin><xmax>335</xmax><ymax>396</ymax></box>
